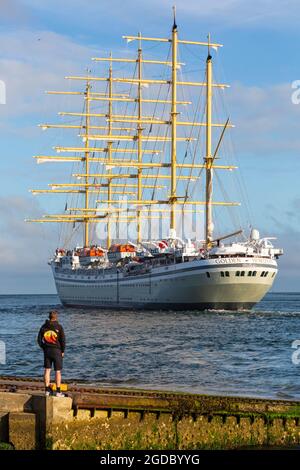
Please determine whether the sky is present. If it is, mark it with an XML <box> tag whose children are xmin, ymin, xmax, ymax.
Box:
<box><xmin>0</xmin><ymin>0</ymin><xmax>300</xmax><ymax>293</ymax></box>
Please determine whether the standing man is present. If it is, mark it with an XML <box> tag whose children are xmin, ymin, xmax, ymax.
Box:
<box><xmin>37</xmin><ymin>310</ymin><xmax>66</xmax><ymax>397</ymax></box>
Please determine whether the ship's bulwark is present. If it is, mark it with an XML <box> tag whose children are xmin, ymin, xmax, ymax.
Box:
<box><xmin>53</xmin><ymin>258</ymin><xmax>277</xmax><ymax>311</ymax></box>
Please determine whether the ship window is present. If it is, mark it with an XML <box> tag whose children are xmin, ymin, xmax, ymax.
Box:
<box><xmin>225</xmin><ymin>271</ymin><xmax>230</xmax><ymax>277</ymax></box>
<box><xmin>236</xmin><ymin>271</ymin><xmax>240</xmax><ymax>276</ymax></box>
<box><xmin>252</xmin><ymin>271</ymin><xmax>257</xmax><ymax>276</ymax></box>
<box><xmin>248</xmin><ymin>271</ymin><xmax>252</xmax><ymax>276</ymax></box>
<box><xmin>272</xmin><ymin>272</ymin><xmax>276</xmax><ymax>278</ymax></box>
<box><xmin>206</xmin><ymin>272</ymin><xmax>210</xmax><ymax>278</ymax></box>
<box><xmin>261</xmin><ymin>271</ymin><xmax>265</xmax><ymax>277</ymax></box>
<box><xmin>241</xmin><ymin>271</ymin><xmax>245</xmax><ymax>277</ymax></box>
<box><xmin>264</xmin><ymin>271</ymin><xmax>269</xmax><ymax>277</ymax></box>
<box><xmin>221</xmin><ymin>271</ymin><xmax>225</xmax><ymax>277</ymax></box>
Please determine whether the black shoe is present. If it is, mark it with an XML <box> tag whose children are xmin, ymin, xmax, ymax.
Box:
<box><xmin>45</xmin><ymin>386</ymin><xmax>53</xmax><ymax>396</ymax></box>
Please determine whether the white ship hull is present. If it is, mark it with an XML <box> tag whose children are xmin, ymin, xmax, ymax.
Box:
<box><xmin>52</xmin><ymin>256</ymin><xmax>277</xmax><ymax>310</ymax></box>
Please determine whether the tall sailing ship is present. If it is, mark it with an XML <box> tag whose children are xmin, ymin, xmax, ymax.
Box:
<box><xmin>27</xmin><ymin>14</ymin><xmax>283</xmax><ymax>310</ymax></box>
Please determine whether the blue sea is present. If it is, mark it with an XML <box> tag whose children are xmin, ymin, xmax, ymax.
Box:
<box><xmin>0</xmin><ymin>292</ymin><xmax>299</xmax><ymax>400</ymax></box>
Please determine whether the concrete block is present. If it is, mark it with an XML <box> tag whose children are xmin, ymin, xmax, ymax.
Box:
<box><xmin>0</xmin><ymin>392</ymin><xmax>32</xmax><ymax>413</ymax></box>
<box><xmin>50</xmin><ymin>396</ymin><xmax>73</xmax><ymax>423</ymax></box>
<box><xmin>0</xmin><ymin>412</ymin><xmax>8</xmax><ymax>443</ymax></box>
<box><xmin>9</xmin><ymin>412</ymin><xmax>36</xmax><ymax>450</ymax></box>
<box><xmin>28</xmin><ymin>394</ymin><xmax>47</xmax><ymax>449</ymax></box>
<box><xmin>26</xmin><ymin>395</ymin><xmax>73</xmax><ymax>448</ymax></box>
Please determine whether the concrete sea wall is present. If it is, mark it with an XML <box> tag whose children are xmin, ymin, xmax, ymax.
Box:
<box><xmin>50</xmin><ymin>409</ymin><xmax>300</xmax><ymax>450</ymax></box>
<box><xmin>0</xmin><ymin>385</ymin><xmax>300</xmax><ymax>450</ymax></box>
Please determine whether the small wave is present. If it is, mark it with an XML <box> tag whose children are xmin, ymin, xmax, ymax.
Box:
<box><xmin>90</xmin><ymin>377</ymin><xmax>140</xmax><ymax>386</ymax></box>
<box><xmin>205</xmin><ymin>308</ymin><xmax>251</xmax><ymax>314</ymax></box>
<box><xmin>254</xmin><ymin>310</ymin><xmax>300</xmax><ymax>316</ymax></box>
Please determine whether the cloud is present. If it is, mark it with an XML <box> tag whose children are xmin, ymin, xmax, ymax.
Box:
<box><xmin>20</xmin><ymin>0</ymin><xmax>300</xmax><ymax>32</ymax></box>
<box><xmin>0</xmin><ymin>0</ymin><xmax>32</xmax><ymax>24</ymax></box>
<box><xmin>272</xmin><ymin>229</ymin><xmax>300</xmax><ymax>291</ymax></box>
<box><xmin>173</xmin><ymin>0</ymin><xmax>300</xmax><ymax>29</ymax></box>
<box><xmin>227</xmin><ymin>81</ymin><xmax>300</xmax><ymax>156</ymax></box>
<box><xmin>0</xmin><ymin>196</ymin><xmax>55</xmax><ymax>271</ymax></box>
<box><xmin>0</xmin><ymin>29</ymin><xmax>100</xmax><ymax>121</ymax></box>
<box><xmin>260</xmin><ymin>200</ymin><xmax>300</xmax><ymax>290</ymax></box>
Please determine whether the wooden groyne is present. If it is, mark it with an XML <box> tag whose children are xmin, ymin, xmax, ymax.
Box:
<box><xmin>0</xmin><ymin>376</ymin><xmax>300</xmax><ymax>450</ymax></box>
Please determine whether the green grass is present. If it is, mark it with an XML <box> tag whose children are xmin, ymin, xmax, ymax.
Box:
<box><xmin>0</xmin><ymin>442</ymin><xmax>14</xmax><ymax>450</ymax></box>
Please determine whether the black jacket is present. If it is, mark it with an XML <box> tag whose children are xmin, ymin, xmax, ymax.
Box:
<box><xmin>37</xmin><ymin>320</ymin><xmax>66</xmax><ymax>353</ymax></box>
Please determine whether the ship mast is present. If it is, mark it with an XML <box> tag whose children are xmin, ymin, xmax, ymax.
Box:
<box><xmin>137</xmin><ymin>33</ymin><xmax>143</xmax><ymax>243</ymax></box>
<box><xmin>84</xmin><ymin>77</ymin><xmax>91</xmax><ymax>247</ymax></box>
<box><xmin>107</xmin><ymin>54</ymin><xmax>113</xmax><ymax>248</ymax></box>
<box><xmin>170</xmin><ymin>7</ymin><xmax>178</xmax><ymax>237</ymax></box>
<box><xmin>205</xmin><ymin>36</ymin><xmax>213</xmax><ymax>248</ymax></box>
